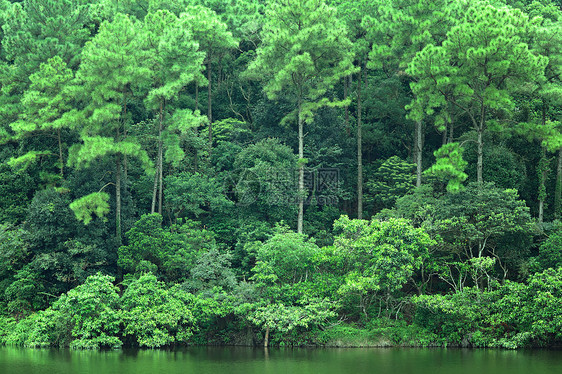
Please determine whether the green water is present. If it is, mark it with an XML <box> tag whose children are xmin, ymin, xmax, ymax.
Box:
<box><xmin>1</xmin><ymin>347</ymin><xmax>561</xmax><ymax>374</ymax></box>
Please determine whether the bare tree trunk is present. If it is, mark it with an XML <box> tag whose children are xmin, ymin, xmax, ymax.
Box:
<box><xmin>116</xmin><ymin>155</ymin><xmax>122</xmax><ymax>246</ymax></box>
<box><xmin>57</xmin><ymin>128</ymin><xmax>64</xmax><ymax>178</ymax></box>
<box><xmin>264</xmin><ymin>326</ymin><xmax>270</xmax><ymax>348</ymax></box>
<box><xmin>344</xmin><ymin>75</ymin><xmax>349</xmax><ymax>136</ymax></box>
<box><xmin>195</xmin><ymin>82</ymin><xmax>199</xmax><ymax>112</ymax></box>
<box><xmin>357</xmin><ymin>67</ymin><xmax>363</xmax><ymax>220</ymax></box>
<box><xmin>158</xmin><ymin>135</ymin><xmax>163</xmax><ymax>216</ymax></box>
<box><xmin>208</xmin><ymin>59</ymin><xmax>213</xmax><ymax>156</ymax></box>
<box><xmin>477</xmin><ymin>126</ymin><xmax>483</xmax><ymax>184</ymax></box>
<box><xmin>539</xmin><ymin>146</ymin><xmax>547</xmax><ymax>224</ymax></box>
<box><xmin>555</xmin><ymin>147</ymin><xmax>562</xmax><ymax>219</ymax></box>
<box><xmin>151</xmin><ymin>167</ymin><xmax>158</xmax><ymax>214</ymax></box>
<box><xmin>151</xmin><ymin>101</ymin><xmax>164</xmax><ymax>215</ymax></box>
<box><xmin>539</xmin><ymin>104</ymin><xmax>548</xmax><ymax>224</ymax></box>
<box><xmin>416</xmin><ymin>120</ymin><xmax>423</xmax><ymax>187</ymax></box>
<box><xmin>297</xmin><ymin>94</ymin><xmax>304</xmax><ymax>234</ymax></box>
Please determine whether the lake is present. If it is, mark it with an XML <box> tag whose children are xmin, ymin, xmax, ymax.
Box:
<box><xmin>1</xmin><ymin>346</ymin><xmax>561</xmax><ymax>374</ymax></box>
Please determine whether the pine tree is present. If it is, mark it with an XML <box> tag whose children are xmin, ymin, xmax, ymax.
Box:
<box><xmin>333</xmin><ymin>0</ymin><xmax>378</xmax><ymax>220</ymax></box>
<box><xmin>69</xmin><ymin>13</ymin><xmax>152</xmax><ymax>244</ymax></box>
<box><xmin>0</xmin><ymin>0</ymin><xmax>89</xmax><ymax>129</ymax></box>
<box><xmin>407</xmin><ymin>1</ymin><xmax>548</xmax><ymax>185</ymax></box>
<box><xmin>142</xmin><ymin>9</ymin><xmax>206</xmax><ymax>215</ymax></box>
<box><xmin>525</xmin><ymin>2</ymin><xmax>562</xmax><ymax>220</ymax></box>
<box><xmin>8</xmin><ymin>56</ymin><xmax>78</xmax><ymax>181</ymax></box>
<box><xmin>365</xmin><ymin>0</ymin><xmax>461</xmax><ymax>188</ymax></box>
<box><xmin>180</xmin><ymin>5</ymin><xmax>237</xmax><ymax>154</ymax></box>
<box><xmin>247</xmin><ymin>0</ymin><xmax>357</xmax><ymax>233</ymax></box>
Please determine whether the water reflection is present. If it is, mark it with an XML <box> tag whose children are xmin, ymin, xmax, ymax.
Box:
<box><xmin>0</xmin><ymin>347</ymin><xmax>561</xmax><ymax>374</ymax></box>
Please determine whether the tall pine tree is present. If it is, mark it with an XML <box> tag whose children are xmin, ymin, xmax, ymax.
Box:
<box><xmin>247</xmin><ymin>0</ymin><xmax>356</xmax><ymax>233</ymax></box>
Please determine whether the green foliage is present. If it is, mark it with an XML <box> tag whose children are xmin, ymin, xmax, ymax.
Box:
<box><xmin>251</xmin><ymin>229</ymin><xmax>320</xmax><ymax>286</ymax></box>
<box><xmin>425</xmin><ymin>143</ymin><xmax>468</xmax><ymax>192</ymax></box>
<box><xmin>0</xmin><ymin>0</ymin><xmax>90</xmax><ymax>127</ymax></box>
<box><xmin>52</xmin><ymin>273</ymin><xmax>122</xmax><ymax>349</ymax></box>
<box><xmin>68</xmin><ymin>136</ymin><xmax>152</xmax><ymax>172</ymax></box>
<box><xmin>414</xmin><ymin>267</ymin><xmax>562</xmax><ymax>348</ymax></box>
<box><xmin>0</xmin><ymin>225</ymin><xmax>28</xmax><ymax>308</ymax></box>
<box><xmin>246</xmin><ymin>0</ymin><xmax>357</xmax><ymax>124</ymax></box>
<box><xmin>4</xmin><ymin>267</ymin><xmax>45</xmax><ymax>318</ymax></box>
<box><xmin>118</xmin><ymin>214</ymin><xmax>216</xmax><ymax>282</ymax></box>
<box><xmin>531</xmin><ymin>227</ymin><xmax>562</xmax><ymax>271</ymax></box>
<box><xmin>164</xmin><ymin>172</ymin><xmax>232</xmax><ymax>219</ymax></box>
<box><xmin>365</xmin><ymin>156</ymin><xmax>415</xmax><ymax>210</ymax></box>
<box><xmin>121</xmin><ymin>273</ymin><xmax>197</xmax><ymax>348</ymax></box>
<box><xmin>69</xmin><ymin>192</ymin><xmax>110</xmax><ymax>225</ymax></box>
<box><xmin>180</xmin><ymin>5</ymin><xmax>238</xmax><ymax>63</ymax></box>
<box><xmin>243</xmin><ymin>298</ymin><xmax>336</xmax><ymax>336</ymax></box>
<box><xmin>1</xmin><ymin>0</ymin><xmax>561</xmax><ymax>350</ymax></box>
<box><xmin>185</xmin><ymin>248</ymin><xmax>237</xmax><ymax>293</ymax></box>
<box><xmin>143</xmin><ymin>9</ymin><xmax>205</xmax><ymax>108</ymax></box>
<box><xmin>0</xmin><ymin>163</ymin><xmax>38</xmax><ymax>224</ymax></box>
<box><xmin>413</xmin><ymin>286</ymin><xmax>495</xmax><ymax>346</ymax></box>
<box><xmin>408</xmin><ymin>1</ymin><xmax>548</xmax><ymax>123</ymax></box>
<box><xmin>333</xmin><ymin>216</ymin><xmax>435</xmax><ymax>318</ymax></box>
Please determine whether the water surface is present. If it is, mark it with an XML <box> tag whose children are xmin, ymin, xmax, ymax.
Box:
<box><xmin>1</xmin><ymin>346</ymin><xmax>561</xmax><ymax>374</ymax></box>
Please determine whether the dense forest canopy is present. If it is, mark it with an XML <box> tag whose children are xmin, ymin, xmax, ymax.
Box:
<box><xmin>0</xmin><ymin>0</ymin><xmax>561</xmax><ymax>349</ymax></box>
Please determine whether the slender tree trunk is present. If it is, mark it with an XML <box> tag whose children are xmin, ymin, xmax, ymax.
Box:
<box><xmin>194</xmin><ymin>82</ymin><xmax>200</xmax><ymax>172</ymax></box>
<box><xmin>477</xmin><ymin>126</ymin><xmax>483</xmax><ymax>185</ymax></box>
<box><xmin>357</xmin><ymin>67</ymin><xmax>363</xmax><ymax>220</ymax></box>
<box><xmin>539</xmin><ymin>104</ymin><xmax>548</xmax><ymax>224</ymax></box>
<box><xmin>555</xmin><ymin>147</ymin><xmax>562</xmax><ymax>219</ymax></box>
<box><xmin>344</xmin><ymin>75</ymin><xmax>349</xmax><ymax>136</ymax></box>
<box><xmin>264</xmin><ymin>326</ymin><xmax>270</xmax><ymax>348</ymax></box>
<box><xmin>57</xmin><ymin>128</ymin><xmax>64</xmax><ymax>178</ymax></box>
<box><xmin>158</xmin><ymin>102</ymin><xmax>164</xmax><ymax>216</ymax></box>
<box><xmin>477</xmin><ymin>104</ymin><xmax>486</xmax><ymax>185</ymax></box>
<box><xmin>207</xmin><ymin>59</ymin><xmax>213</xmax><ymax>156</ymax></box>
<box><xmin>538</xmin><ymin>147</ymin><xmax>548</xmax><ymax>223</ymax></box>
<box><xmin>151</xmin><ymin>167</ymin><xmax>158</xmax><ymax>214</ymax></box>
<box><xmin>151</xmin><ymin>101</ymin><xmax>164</xmax><ymax>215</ymax></box>
<box><xmin>297</xmin><ymin>94</ymin><xmax>304</xmax><ymax>234</ymax></box>
<box><xmin>116</xmin><ymin>155</ymin><xmax>122</xmax><ymax>246</ymax></box>
<box><xmin>416</xmin><ymin>120</ymin><xmax>423</xmax><ymax>187</ymax></box>
<box><xmin>195</xmin><ymin>82</ymin><xmax>199</xmax><ymax>111</ymax></box>
<box><xmin>448</xmin><ymin>119</ymin><xmax>454</xmax><ymax>144</ymax></box>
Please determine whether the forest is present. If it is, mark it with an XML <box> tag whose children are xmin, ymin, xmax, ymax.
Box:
<box><xmin>0</xmin><ymin>0</ymin><xmax>561</xmax><ymax>349</ymax></box>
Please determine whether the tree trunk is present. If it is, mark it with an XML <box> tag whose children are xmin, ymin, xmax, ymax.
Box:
<box><xmin>538</xmin><ymin>104</ymin><xmax>548</xmax><ymax>224</ymax></box>
<box><xmin>264</xmin><ymin>326</ymin><xmax>270</xmax><ymax>348</ymax></box>
<box><xmin>57</xmin><ymin>128</ymin><xmax>64</xmax><ymax>178</ymax></box>
<box><xmin>116</xmin><ymin>155</ymin><xmax>122</xmax><ymax>246</ymax></box>
<box><xmin>555</xmin><ymin>147</ymin><xmax>562</xmax><ymax>219</ymax></box>
<box><xmin>151</xmin><ymin>101</ymin><xmax>164</xmax><ymax>215</ymax></box>
<box><xmin>357</xmin><ymin>67</ymin><xmax>363</xmax><ymax>220</ymax></box>
<box><xmin>207</xmin><ymin>59</ymin><xmax>213</xmax><ymax>156</ymax></box>
<box><xmin>415</xmin><ymin>120</ymin><xmax>423</xmax><ymax>187</ymax></box>
<box><xmin>539</xmin><ymin>146</ymin><xmax>547</xmax><ymax>224</ymax></box>
<box><xmin>158</xmin><ymin>123</ymin><xmax>164</xmax><ymax>216</ymax></box>
<box><xmin>297</xmin><ymin>94</ymin><xmax>304</xmax><ymax>234</ymax></box>
<box><xmin>151</xmin><ymin>166</ymin><xmax>158</xmax><ymax>214</ymax></box>
<box><xmin>477</xmin><ymin>126</ymin><xmax>483</xmax><ymax>184</ymax></box>
<box><xmin>195</xmin><ymin>82</ymin><xmax>199</xmax><ymax>112</ymax></box>
<box><xmin>344</xmin><ymin>75</ymin><xmax>349</xmax><ymax>136</ymax></box>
